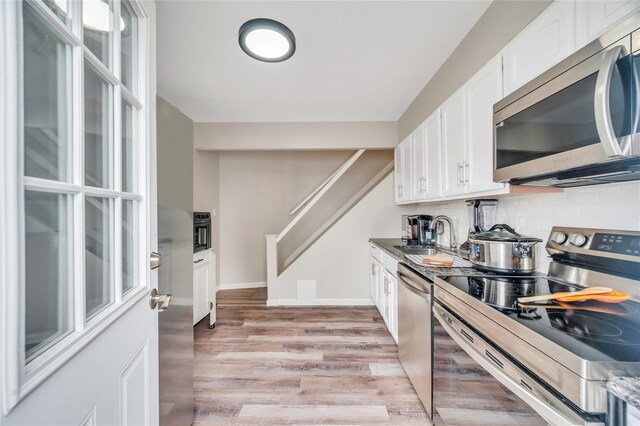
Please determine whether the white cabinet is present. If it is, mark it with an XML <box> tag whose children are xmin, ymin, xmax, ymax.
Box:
<box><xmin>441</xmin><ymin>87</ymin><xmax>467</xmax><ymax>197</ymax></box>
<box><xmin>576</xmin><ymin>1</ymin><xmax>640</xmax><ymax>49</ymax></box>
<box><xmin>412</xmin><ymin>109</ymin><xmax>443</xmax><ymax>201</ymax></box>
<box><xmin>503</xmin><ymin>0</ymin><xmax>576</xmax><ymax>95</ymax></box>
<box><xmin>193</xmin><ymin>250</ymin><xmax>216</xmax><ymax>326</ymax></box>
<box><xmin>394</xmin><ymin>137</ymin><xmax>413</xmax><ymax>203</ymax></box>
<box><xmin>465</xmin><ymin>55</ymin><xmax>505</xmax><ymax>193</ymax></box>
<box><xmin>369</xmin><ymin>248</ymin><xmax>398</xmax><ymax>344</ymax></box>
<box><xmin>412</xmin><ymin>124</ymin><xmax>427</xmax><ymax>199</ymax></box>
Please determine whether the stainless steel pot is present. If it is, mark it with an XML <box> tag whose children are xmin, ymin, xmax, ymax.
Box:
<box><xmin>468</xmin><ymin>224</ymin><xmax>542</xmax><ymax>274</ymax></box>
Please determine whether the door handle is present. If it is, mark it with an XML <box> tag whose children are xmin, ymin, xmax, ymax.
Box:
<box><xmin>464</xmin><ymin>162</ymin><xmax>469</xmax><ymax>183</ymax></box>
<box><xmin>595</xmin><ymin>44</ymin><xmax>630</xmax><ymax>157</ymax></box>
<box><xmin>150</xmin><ymin>251</ymin><xmax>162</xmax><ymax>270</ymax></box>
<box><xmin>149</xmin><ymin>288</ymin><xmax>172</xmax><ymax>311</ymax></box>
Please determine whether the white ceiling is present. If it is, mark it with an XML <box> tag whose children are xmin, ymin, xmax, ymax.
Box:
<box><xmin>156</xmin><ymin>1</ymin><xmax>491</xmax><ymax>123</ymax></box>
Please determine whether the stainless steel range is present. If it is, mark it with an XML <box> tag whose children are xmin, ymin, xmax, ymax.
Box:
<box><xmin>433</xmin><ymin>226</ymin><xmax>640</xmax><ymax>425</ymax></box>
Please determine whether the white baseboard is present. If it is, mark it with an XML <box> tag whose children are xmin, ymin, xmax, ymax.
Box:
<box><xmin>171</xmin><ymin>298</ymin><xmax>193</xmax><ymax>306</ymax></box>
<box><xmin>267</xmin><ymin>298</ymin><xmax>375</xmax><ymax>307</ymax></box>
<box><xmin>218</xmin><ymin>281</ymin><xmax>267</xmax><ymax>291</ymax></box>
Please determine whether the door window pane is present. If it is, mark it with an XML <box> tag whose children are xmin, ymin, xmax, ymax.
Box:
<box><xmin>85</xmin><ymin>196</ymin><xmax>113</xmax><ymax>319</ymax></box>
<box><xmin>25</xmin><ymin>190</ymin><xmax>73</xmax><ymax>362</ymax></box>
<box><xmin>122</xmin><ymin>101</ymin><xmax>135</xmax><ymax>192</ymax></box>
<box><xmin>84</xmin><ymin>61</ymin><xmax>112</xmax><ymax>188</ymax></box>
<box><xmin>42</xmin><ymin>0</ymin><xmax>72</xmax><ymax>28</ymax></box>
<box><xmin>83</xmin><ymin>0</ymin><xmax>112</xmax><ymax>66</ymax></box>
<box><xmin>23</xmin><ymin>4</ymin><xmax>72</xmax><ymax>182</ymax></box>
<box><xmin>122</xmin><ymin>200</ymin><xmax>136</xmax><ymax>293</ymax></box>
<box><xmin>120</xmin><ymin>1</ymin><xmax>136</xmax><ymax>91</ymax></box>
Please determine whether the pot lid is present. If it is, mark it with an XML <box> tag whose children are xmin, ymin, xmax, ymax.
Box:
<box><xmin>471</xmin><ymin>224</ymin><xmax>542</xmax><ymax>243</ymax></box>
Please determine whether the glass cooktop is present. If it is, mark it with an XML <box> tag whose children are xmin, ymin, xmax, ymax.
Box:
<box><xmin>437</xmin><ymin>274</ymin><xmax>640</xmax><ymax>363</ymax></box>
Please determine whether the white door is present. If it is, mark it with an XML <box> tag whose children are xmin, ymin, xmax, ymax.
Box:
<box><xmin>465</xmin><ymin>54</ymin><xmax>505</xmax><ymax>194</ymax></box>
<box><xmin>0</xmin><ymin>1</ymin><xmax>161</xmax><ymax>425</ymax></box>
<box><xmin>576</xmin><ymin>1</ymin><xmax>640</xmax><ymax>49</ymax></box>
<box><xmin>411</xmin><ymin>123</ymin><xmax>427</xmax><ymax>200</ymax></box>
<box><xmin>503</xmin><ymin>0</ymin><xmax>575</xmax><ymax>95</ymax></box>
<box><xmin>393</xmin><ymin>144</ymin><xmax>403</xmax><ymax>203</ymax></box>
<box><xmin>423</xmin><ymin>109</ymin><xmax>442</xmax><ymax>199</ymax></box>
<box><xmin>401</xmin><ymin>138</ymin><xmax>413</xmax><ymax>202</ymax></box>
<box><xmin>441</xmin><ymin>87</ymin><xmax>467</xmax><ymax>197</ymax></box>
<box><xmin>193</xmin><ymin>259</ymin><xmax>210</xmax><ymax>325</ymax></box>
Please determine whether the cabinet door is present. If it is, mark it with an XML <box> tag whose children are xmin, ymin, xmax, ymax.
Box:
<box><xmin>412</xmin><ymin>124</ymin><xmax>427</xmax><ymax>200</ymax></box>
<box><xmin>394</xmin><ymin>144</ymin><xmax>403</xmax><ymax>203</ymax></box>
<box><xmin>465</xmin><ymin>54</ymin><xmax>505</xmax><ymax>194</ymax></box>
<box><xmin>423</xmin><ymin>109</ymin><xmax>443</xmax><ymax>199</ymax></box>
<box><xmin>503</xmin><ymin>1</ymin><xmax>575</xmax><ymax>95</ymax></box>
<box><xmin>370</xmin><ymin>257</ymin><xmax>380</xmax><ymax>308</ymax></box>
<box><xmin>576</xmin><ymin>1</ymin><xmax>640</xmax><ymax>49</ymax></box>
<box><xmin>193</xmin><ymin>264</ymin><xmax>210</xmax><ymax>324</ymax></box>
<box><xmin>401</xmin><ymin>138</ymin><xmax>413</xmax><ymax>201</ymax></box>
<box><xmin>441</xmin><ymin>87</ymin><xmax>467</xmax><ymax>197</ymax></box>
<box><xmin>388</xmin><ymin>274</ymin><xmax>398</xmax><ymax>344</ymax></box>
<box><xmin>381</xmin><ymin>271</ymin><xmax>389</xmax><ymax>324</ymax></box>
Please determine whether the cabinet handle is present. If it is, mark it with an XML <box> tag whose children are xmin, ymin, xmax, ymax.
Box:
<box><xmin>457</xmin><ymin>163</ymin><xmax>463</xmax><ymax>185</ymax></box>
<box><xmin>464</xmin><ymin>162</ymin><xmax>470</xmax><ymax>183</ymax></box>
<box><xmin>194</xmin><ymin>259</ymin><xmax>204</xmax><ymax>264</ymax></box>
<box><xmin>371</xmin><ymin>264</ymin><xmax>376</xmax><ymax>275</ymax></box>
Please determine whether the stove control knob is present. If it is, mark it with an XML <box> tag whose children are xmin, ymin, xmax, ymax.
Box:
<box><xmin>551</xmin><ymin>232</ymin><xmax>567</xmax><ymax>245</ymax></box>
<box><xmin>569</xmin><ymin>233</ymin><xmax>588</xmax><ymax>247</ymax></box>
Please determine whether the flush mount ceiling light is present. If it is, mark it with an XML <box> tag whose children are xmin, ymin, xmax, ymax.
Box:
<box><xmin>238</xmin><ymin>18</ymin><xmax>296</xmax><ymax>63</ymax></box>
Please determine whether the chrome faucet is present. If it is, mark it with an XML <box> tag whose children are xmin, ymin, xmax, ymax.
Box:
<box><xmin>428</xmin><ymin>215</ymin><xmax>458</xmax><ymax>251</ymax></box>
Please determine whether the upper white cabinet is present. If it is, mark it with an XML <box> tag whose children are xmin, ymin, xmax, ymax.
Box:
<box><xmin>576</xmin><ymin>1</ymin><xmax>640</xmax><ymax>49</ymax></box>
<box><xmin>395</xmin><ymin>137</ymin><xmax>413</xmax><ymax>203</ymax></box>
<box><xmin>465</xmin><ymin>55</ymin><xmax>505</xmax><ymax>193</ymax></box>
<box><xmin>423</xmin><ymin>110</ymin><xmax>443</xmax><ymax>200</ymax></box>
<box><xmin>503</xmin><ymin>1</ymin><xmax>576</xmax><ymax>95</ymax></box>
<box><xmin>411</xmin><ymin>111</ymin><xmax>443</xmax><ymax>201</ymax></box>
<box><xmin>441</xmin><ymin>87</ymin><xmax>467</xmax><ymax>197</ymax></box>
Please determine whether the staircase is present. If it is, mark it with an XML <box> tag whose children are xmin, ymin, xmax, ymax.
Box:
<box><xmin>265</xmin><ymin>148</ymin><xmax>394</xmax><ymax>300</ymax></box>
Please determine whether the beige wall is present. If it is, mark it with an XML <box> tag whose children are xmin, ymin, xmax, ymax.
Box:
<box><xmin>194</xmin><ymin>121</ymin><xmax>397</xmax><ymax>151</ymax></box>
<box><xmin>397</xmin><ymin>0</ymin><xmax>551</xmax><ymax>141</ymax></box>
<box><xmin>157</xmin><ymin>96</ymin><xmax>194</xmax><ymax>301</ymax></box>
<box><xmin>193</xmin><ymin>150</ymin><xmax>220</xmax><ymax>285</ymax></box>
<box><xmin>157</xmin><ymin>96</ymin><xmax>194</xmax><ymax>210</ymax></box>
<box><xmin>217</xmin><ymin>150</ymin><xmax>355</xmax><ymax>285</ymax></box>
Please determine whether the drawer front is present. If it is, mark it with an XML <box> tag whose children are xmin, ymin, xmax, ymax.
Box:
<box><xmin>193</xmin><ymin>251</ymin><xmax>209</xmax><ymax>267</ymax></box>
<box><xmin>369</xmin><ymin>243</ymin><xmax>383</xmax><ymax>262</ymax></box>
<box><xmin>382</xmin><ymin>253</ymin><xmax>398</xmax><ymax>278</ymax></box>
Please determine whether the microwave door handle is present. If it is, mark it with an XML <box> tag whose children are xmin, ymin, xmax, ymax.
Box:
<box><xmin>594</xmin><ymin>45</ymin><xmax>630</xmax><ymax>157</ymax></box>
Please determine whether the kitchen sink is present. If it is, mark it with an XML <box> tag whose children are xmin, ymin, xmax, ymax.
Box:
<box><xmin>393</xmin><ymin>245</ymin><xmax>438</xmax><ymax>256</ymax></box>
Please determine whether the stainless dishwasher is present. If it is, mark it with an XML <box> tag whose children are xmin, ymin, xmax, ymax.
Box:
<box><xmin>397</xmin><ymin>263</ymin><xmax>433</xmax><ymax>417</ymax></box>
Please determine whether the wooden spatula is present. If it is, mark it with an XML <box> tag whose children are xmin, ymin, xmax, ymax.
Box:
<box><xmin>556</xmin><ymin>289</ymin><xmax>630</xmax><ymax>304</ymax></box>
<box><xmin>517</xmin><ymin>287</ymin><xmax>613</xmax><ymax>304</ymax></box>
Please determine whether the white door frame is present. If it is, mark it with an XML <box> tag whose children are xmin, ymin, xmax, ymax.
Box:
<box><xmin>0</xmin><ymin>0</ymin><xmax>159</xmax><ymax>422</ymax></box>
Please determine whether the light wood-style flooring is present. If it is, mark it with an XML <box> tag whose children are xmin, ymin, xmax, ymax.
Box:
<box><xmin>194</xmin><ymin>303</ymin><xmax>430</xmax><ymax>424</ymax></box>
<box><xmin>216</xmin><ymin>287</ymin><xmax>268</xmax><ymax>306</ymax></box>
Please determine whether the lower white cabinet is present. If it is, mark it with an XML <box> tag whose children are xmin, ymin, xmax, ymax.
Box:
<box><xmin>370</xmin><ymin>251</ymin><xmax>398</xmax><ymax>344</ymax></box>
<box><xmin>193</xmin><ymin>250</ymin><xmax>216</xmax><ymax>326</ymax></box>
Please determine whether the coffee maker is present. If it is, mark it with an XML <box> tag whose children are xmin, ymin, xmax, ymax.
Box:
<box><xmin>402</xmin><ymin>215</ymin><xmax>435</xmax><ymax>246</ymax></box>
<box><xmin>459</xmin><ymin>199</ymin><xmax>498</xmax><ymax>254</ymax></box>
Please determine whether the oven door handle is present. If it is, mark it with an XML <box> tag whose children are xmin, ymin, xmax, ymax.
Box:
<box><xmin>433</xmin><ymin>304</ymin><xmax>591</xmax><ymax>426</ymax></box>
<box><xmin>595</xmin><ymin>44</ymin><xmax>630</xmax><ymax>157</ymax></box>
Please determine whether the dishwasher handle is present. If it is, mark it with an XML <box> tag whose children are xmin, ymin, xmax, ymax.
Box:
<box><xmin>398</xmin><ymin>270</ymin><xmax>431</xmax><ymax>301</ymax></box>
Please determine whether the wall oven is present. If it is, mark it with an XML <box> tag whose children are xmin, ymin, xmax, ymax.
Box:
<box><xmin>193</xmin><ymin>212</ymin><xmax>211</xmax><ymax>253</ymax></box>
<box><xmin>493</xmin><ymin>14</ymin><xmax>640</xmax><ymax>187</ymax></box>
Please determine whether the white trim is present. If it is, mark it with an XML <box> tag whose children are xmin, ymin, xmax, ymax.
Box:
<box><xmin>276</xmin><ymin>149</ymin><xmax>365</xmax><ymax>243</ymax></box>
<box><xmin>218</xmin><ymin>282</ymin><xmax>267</xmax><ymax>291</ymax></box>
<box><xmin>268</xmin><ymin>298</ymin><xmax>375</xmax><ymax>307</ymax></box>
<box><xmin>288</xmin><ymin>166</ymin><xmax>340</xmax><ymax>216</ymax></box>
<box><xmin>171</xmin><ymin>298</ymin><xmax>193</xmax><ymax>306</ymax></box>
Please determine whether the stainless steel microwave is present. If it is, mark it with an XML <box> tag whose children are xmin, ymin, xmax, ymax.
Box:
<box><xmin>493</xmin><ymin>14</ymin><xmax>640</xmax><ymax>188</ymax></box>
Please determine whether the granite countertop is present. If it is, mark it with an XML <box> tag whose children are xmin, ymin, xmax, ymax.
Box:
<box><xmin>607</xmin><ymin>376</ymin><xmax>640</xmax><ymax>411</ymax></box>
<box><xmin>369</xmin><ymin>238</ymin><xmax>487</xmax><ymax>281</ymax></box>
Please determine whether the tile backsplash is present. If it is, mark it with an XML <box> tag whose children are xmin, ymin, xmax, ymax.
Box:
<box><xmin>413</xmin><ymin>182</ymin><xmax>640</xmax><ymax>272</ymax></box>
